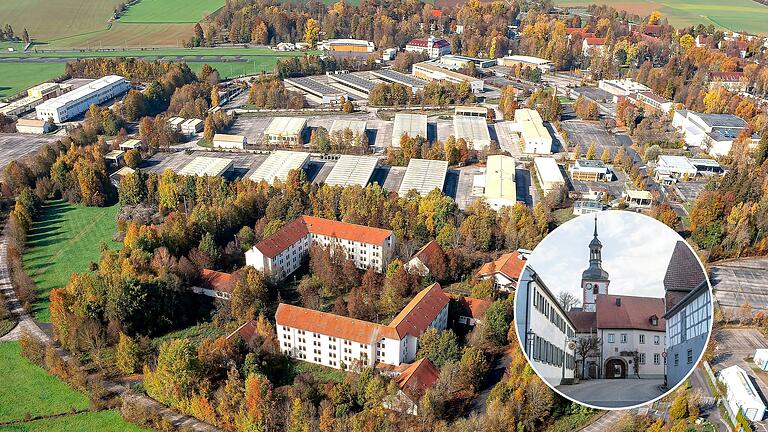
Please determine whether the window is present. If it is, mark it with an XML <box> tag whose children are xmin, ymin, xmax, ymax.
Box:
<box><xmin>607</xmin><ymin>333</ymin><xmax>615</xmax><ymax>343</ymax></box>
<box><xmin>639</xmin><ymin>353</ymin><xmax>646</xmax><ymax>364</ymax></box>
<box><xmin>639</xmin><ymin>334</ymin><xmax>645</xmax><ymax>344</ymax></box>
<box><xmin>674</xmin><ymin>353</ymin><xmax>679</xmax><ymax>366</ymax></box>
<box><xmin>654</xmin><ymin>353</ymin><xmax>660</xmax><ymax>365</ymax></box>
<box><xmin>620</xmin><ymin>334</ymin><xmax>628</xmax><ymax>343</ymax></box>
<box><xmin>654</xmin><ymin>335</ymin><xmax>660</xmax><ymax>345</ymax></box>
<box><xmin>687</xmin><ymin>349</ymin><xmax>693</xmax><ymax>364</ymax></box>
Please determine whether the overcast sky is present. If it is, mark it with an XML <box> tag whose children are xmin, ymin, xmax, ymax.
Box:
<box><xmin>525</xmin><ymin>211</ymin><xmax>691</xmax><ymax>301</ymax></box>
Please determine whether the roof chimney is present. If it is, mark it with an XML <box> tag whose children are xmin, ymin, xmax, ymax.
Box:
<box><xmin>615</xmin><ymin>298</ymin><xmax>621</xmax><ymax>306</ymax></box>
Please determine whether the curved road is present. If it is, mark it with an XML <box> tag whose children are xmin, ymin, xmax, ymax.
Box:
<box><xmin>0</xmin><ymin>223</ymin><xmax>222</xmax><ymax>432</ymax></box>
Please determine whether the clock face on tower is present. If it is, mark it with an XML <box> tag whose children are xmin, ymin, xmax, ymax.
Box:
<box><xmin>585</xmin><ymin>283</ymin><xmax>592</xmax><ymax>290</ymax></box>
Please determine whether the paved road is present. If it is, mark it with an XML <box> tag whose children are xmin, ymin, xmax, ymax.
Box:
<box><xmin>689</xmin><ymin>367</ymin><xmax>728</xmax><ymax>432</ymax></box>
<box><xmin>578</xmin><ymin>410</ymin><xmax>626</xmax><ymax>432</ymax></box>
<box><xmin>469</xmin><ymin>347</ymin><xmax>514</xmax><ymax>414</ymax></box>
<box><xmin>0</xmin><ymin>223</ymin><xmax>222</xmax><ymax>432</ymax></box>
<box><xmin>557</xmin><ymin>379</ymin><xmax>665</xmax><ymax>408</ymax></box>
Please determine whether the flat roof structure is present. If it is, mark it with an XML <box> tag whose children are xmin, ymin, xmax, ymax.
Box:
<box><xmin>249</xmin><ymin>150</ymin><xmax>311</xmax><ymax>184</ymax></box>
<box><xmin>453</xmin><ymin>115</ymin><xmax>491</xmax><ymax>150</ymax></box>
<box><xmin>264</xmin><ymin>117</ymin><xmax>308</xmax><ymax>138</ymax></box>
<box><xmin>284</xmin><ymin>77</ymin><xmax>347</xmax><ymax>100</ymax></box>
<box><xmin>398</xmin><ymin>159</ymin><xmax>448</xmax><ymax>197</ymax></box>
<box><xmin>515</xmin><ymin>108</ymin><xmax>551</xmax><ymax>144</ymax></box>
<box><xmin>484</xmin><ymin>155</ymin><xmax>517</xmax><ymax>208</ymax></box>
<box><xmin>392</xmin><ymin>113</ymin><xmax>428</xmax><ymax>147</ymax></box>
<box><xmin>455</xmin><ymin>106</ymin><xmax>488</xmax><ymax>116</ymax></box>
<box><xmin>533</xmin><ymin>157</ymin><xmax>564</xmax><ymax>191</ymax></box>
<box><xmin>37</xmin><ymin>76</ymin><xmax>125</xmax><ymax>112</ymax></box>
<box><xmin>329</xmin><ymin>73</ymin><xmax>377</xmax><ymax>94</ymax></box>
<box><xmin>178</xmin><ymin>156</ymin><xmax>234</xmax><ymax>177</ymax></box>
<box><xmin>369</xmin><ymin>69</ymin><xmax>427</xmax><ymax>91</ymax></box>
<box><xmin>104</xmin><ymin>150</ymin><xmax>124</xmax><ymax>160</ymax></box>
<box><xmin>329</xmin><ymin>120</ymin><xmax>367</xmax><ymax>137</ymax></box>
<box><xmin>719</xmin><ymin>365</ymin><xmax>766</xmax><ymax>421</ymax></box>
<box><xmin>324</xmin><ymin>155</ymin><xmax>379</xmax><ymax>187</ymax></box>
<box><xmin>657</xmin><ymin>155</ymin><xmax>697</xmax><ymax>172</ymax></box>
<box><xmin>119</xmin><ymin>139</ymin><xmax>142</xmax><ymax>150</ymax></box>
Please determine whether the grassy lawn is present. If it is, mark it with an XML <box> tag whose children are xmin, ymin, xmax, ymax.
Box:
<box><xmin>0</xmin><ymin>63</ymin><xmax>66</xmax><ymax>98</ymax></box>
<box><xmin>291</xmin><ymin>360</ymin><xmax>346</xmax><ymax>384</ymax></box>
<box><xmin>23</xmin><ymin>200</ymin><xmax>121</xmax><ymax>322</ymax></box>
<box><xmin>151</xmin><ymin>323</ymin><xmax>226</xmax><ymax>350</ymax></box>
<box><xmin>0</xmin><ymin>342</ymin><xmax>88</xmax><ymax>422</ymax></box>
<box><xmin>553</xmin><ymin>0</ymin><xmax>768</xmax><ymax>33</ymax></box>
<box><xmin>119</xmin><ymin>0</ymin><xmax>224</xmax><ymax>23</ymax></box>
<box><xmin>0</xmin><ymin>410</ymin><xmax>150</xmax><ymax>432</ymax></box>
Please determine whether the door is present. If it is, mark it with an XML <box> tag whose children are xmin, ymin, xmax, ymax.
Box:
<box><xmin>605</xmin><ymin>359</ymin><xmax>627</xmax><ymax>379</ymax></box>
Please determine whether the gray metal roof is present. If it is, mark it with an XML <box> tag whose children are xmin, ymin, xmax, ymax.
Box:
<box><xmin>324</xmin><ymin>155</ymin><xmax>379</xmax><ymax>187</ymax></box>
<box><xmin>398</xmin><ymin>158</ymin><xmax>448</xmax><ymax>196</ymax></box>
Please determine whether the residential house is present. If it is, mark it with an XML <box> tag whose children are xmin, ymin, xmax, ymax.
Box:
<box><xmin>476</xmin><ymin>250</ymin><xmax>528</xmax><ymax>292</ymax></box>
<box><xmin>191</xmin><ymin>269</ymin><xmax>236</xmax><ymax>300</ymax></box>
<box><xmin>406</xmin><ymin>240</ymin><xmax>445</xmax><ymax>277</ymax></box>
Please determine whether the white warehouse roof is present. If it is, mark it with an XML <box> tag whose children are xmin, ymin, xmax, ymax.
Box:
<box><xmin>453</xmin><ymin>116</ymin><xmax>491</xmax><ymax>150</ymax></box>
<box><xmin>533</xmin><ymin>157</ymin><xmax>564</xmax><ymax>184</ymax></box>
<box><xmin>484</xmin><ymin>155</ymin><xmax>517</xmax><ymax>203</ymax></box>
<box><xmin>398</xmin><ymin>158</ymin><xmax>448</xmax><ymax>197</ymax></box>
<box><xmin>264</xmin><ymin>117</ymin><xmax>307</xmax><ymax>137</ymax></box>
<box><xmin>657</xmin><ymin>155</ymin><xmax>697</xmax><ymax>172</ymax></box>
<box><xmin>329</xmin><ymin>120</ymin><xmax>367</xmax><ymax>137</ymax></box>
<box><xmin>720</xmin><ymin>365</ymin><xmax>766</xmax><ymax>415</ymax></box>
<box><xmin>179</xmin><ymin>157</ymin><xmax>234</xmax><ymax>177</ymax></box>
<box><xmin>392</xmin><ymin>113</ymin><xmax>427</xmax><ymax>147</ymax></box>
<box><xmin>515</xmin><ymin>108</ymin><xmax>550</xmax><ymax>141</ymax></box>
<box><xmin>324</xmin><ymin>155</ymin><xmax>379</xmax><ymax>187</ymax></box>
<box><xmin>249</xmin><ymin>150</ymin><xmax>310</xmax><ymax>184</ymax></box>
<box><xmin>36</xmin><ymin>75</ymin><xmax>126</xmax><ymax>111</ymax></box>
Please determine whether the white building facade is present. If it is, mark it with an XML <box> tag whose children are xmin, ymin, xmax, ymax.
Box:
<box><xmin>245</xmin><ymin>215</ymin><xmax>395</xmax><ymax>280</ymax></box>
<box><xmin>35</xmin><ymin>75</ymin><xmax>130</xmax><ymax>123</ymax></box>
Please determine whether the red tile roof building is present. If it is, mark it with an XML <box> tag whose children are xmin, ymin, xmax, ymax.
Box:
<box><xmin>449</xmin><ymin>295</ymin><xmax>492</xmax><ymax>326</ymax></box>
<box><xmin>383</xmin><ymin>358</ymin><xmax>440</xmax><ymax>415</ymax></box>
<box><xmin>476</xmin><ymin>250</ymin><xmax>528</xmax><ymax>291</ymax></box>
<box><xmin>191</xmin><ymin>269</ymin><xmax>236</xmax><ymax>300</ymax></box>
<box><xmin>405</xmin><ymin>36</ymin><xmax>451</xmax><ymax>59</ymax></box>
<box><xmin>582</xmin><ymin>37</ymin><xmax>607</xmax><ymax>57</ymax></box>
<box><xmin>275</xmin><ymin>283</ymin><xmax>449</xmax><ymax>370</ymax></box>
<box><xmin>405</xmin><ymin>240</ymin><xmax>445</xmax><ymax>276</ymax></box>
<box><xmin>708</xmin><ymin>71</ymin><xmax>748</xmax><ymax>92</ymax></box>
<box><xmin>245</xmin><ymin>215</ymin><xmax>395</xmax><ymax>280</ymax></box>
<box><xmin>567</xmin><ymin>216</ymin><xmax>666</xmax><ymax>380</ymax></box>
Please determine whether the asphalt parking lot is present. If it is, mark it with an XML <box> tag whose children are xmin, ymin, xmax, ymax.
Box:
<box><xmin>560</xmin><ymin>119</ymin><xmax>618</xmax><ymax>154</ymax></box>
<box><xmin>711</xmin><ymin>257</ymin><xmax>768</xmax><ymax>317</ymax></box>
<box><xmin>712</xmin><ymin>328</ymin><xmax>768</xmax><ymax>371</ymax></box>
<box><xmin>672</xmin><ymin>180</ymin><xmax>707</xmax><ymax>203</ymax></box>
<box><xmin>0</xmin><ymin>133</ymin><xmax>61</xmax><ymax>172</ymax></box>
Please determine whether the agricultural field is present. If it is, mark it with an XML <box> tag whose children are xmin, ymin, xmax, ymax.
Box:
<box><xmin>118</xmin><ymin>0</ymin><xmax>225</xmax><ymax>23</ymax></box>
<box><xmin>554</xmin><ymin>0</ymin><xmax>768</xmax><ymax>34</ymax></box>
<box><xmin>0</xmin><ymin>0</ymin><xmax>120</xmax><ymax>43</ymax></box>
<box><xmin>0</xmin><ymin>63</ymin><xmax>66</xmax><ymax>98</ymax></box>
<box><xmin>0</xmin><ymin>342</ymin><xmax>147</xmax><ymax>431</ymax></box>
<box><xmin>23</xmin><ymin>201</ymin><xmax>121</xmax><ymax>323</ymax></box>
<box><xmin>0</xmin><ymin>48</ymin><xmax>313</xmax><ymax>97</ymax></box>
<box><xmin>45</xmin><ymin>22</ymin><xmax>195</xmax><ymax>50</ymax></box>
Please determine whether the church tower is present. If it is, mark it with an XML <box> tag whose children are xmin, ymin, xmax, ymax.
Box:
<box><xmin>582</xmin><ymin>216</ymin><xmax>610</xmax><ymax>312</ymax></box>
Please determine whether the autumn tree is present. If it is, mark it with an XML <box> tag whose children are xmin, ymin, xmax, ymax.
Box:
<box><xmin>116</xmin><ymin>332</ymin><xmax>140</xmax><ymax>374</ymax></box>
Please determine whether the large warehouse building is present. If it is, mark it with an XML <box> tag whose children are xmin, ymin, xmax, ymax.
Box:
<box><xmin>179</xmin><ymin>157</ymin><xmax>234</xmax><ymax>177</ymax></box>
<box><xmin>398</xmin><ymin>158</ymin><xmax>448</xmax><ymax>197</ymax></box>
<box><xmin>1</xmin><ymin>82</ymin><xmax>72</xmax><ymax>118</ymax></box>
<box><xmin>412</xmin><ymin>62</ymin><xmax>483</xmax><ymax>94</ymax></box>
<box><xmin>515</xmin><ymin>108</ymin><xmax>552</xmax><ymax>154</ymax></box>
<box><xmin>35</xmin><ymin>75</ymin><xmax>130</xmax><ymax>123</ymax></box>
<box><xmin>483</xmin><ymin>155</ymin><xmax>517</xmax><ymax>210</ymax></box>
<box><xmin>324</xmin><ymin>155</ymin><xmax>379</xmax><ymax>187</ymax></box>
<box><xmin>318</xmin><ymin>39</ymin><xmax>375</xmax><ymax>52</ymax></box>
<box><xmin>285</xmin><ymin>77</ymin><xmax>348</xmax><ymax>104</ymax></box>
<box><xmin>263</xmin><ymin>117</ymin><xmax>307</xmax><ymax>146</ymax></box>
<box><xmin>453</xmin><ymin>115</ymin><xmax>491</xmax><ymax>150</ymax></box>
<box><xmin>392</xmin><ymin>113</ymin><xmax>427</xmax><ymax>147</ymax></box>
<box><xmin>329</xmin><ymin>120</ymin><xmax>368</xmax><ymax>146</ymax></box>
<box><xmin>249</xmin><ymin>150</ymin><xmax>311</xmax><ymax>184</ymax></box>
<box><xmin>533</xmin><ymin>157</ymin><xmax>565</xmax><ymax>195</ymax></box>
<box><xmin>369</xmin><ymin>69</ymin><xmax>427</xmax><ymax>92</ymax></box>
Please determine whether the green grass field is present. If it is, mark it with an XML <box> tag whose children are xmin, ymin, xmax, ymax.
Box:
<box><xmin>0</xmin><ymin>410</ymin><xmax>150</xmax><ymax>432</ymax></box>
<box><xmin>0</xmin><ymin>342</ymin><xmax>88</xmax><ymax>422</ymax></box>
<box><xmin>119</xmin><ymin>0</ymin><xmax>225</xmax><ymax>23</ymax></box>
<box><xmin>0</xmin><ymin>63</ymin><xmax>66</xmax><ymax>98</ymax></box>
<box><xmin>0</xmin><ymin>48</ymin><xmax>313</xmax><ymax>96</ymax></box>
<box><xmin>0</xmin><ymin>342</ymin><xmax>148</xmax><ymax>431</ymax></box>
<box><xmin>23</xmin><ymin>200</ymin><xmax>121</xmax><ymax>322</ymax></box>
<box><xmin>554</xmin><ymin>0</ymin><xmax>768</xmax><ymax>33</ymax></box>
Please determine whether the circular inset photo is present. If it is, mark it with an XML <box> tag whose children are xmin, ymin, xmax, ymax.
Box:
<box><xmin>514</xmin><ymin>211</ymin><xmax>713</xmax><ymax>409</ymax></box>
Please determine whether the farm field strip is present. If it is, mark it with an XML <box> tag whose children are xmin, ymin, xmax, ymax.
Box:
<box><xmin>118</xmin><ymin>0</ymin><xmax>225</xmax><ymax>23</ymax></box>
